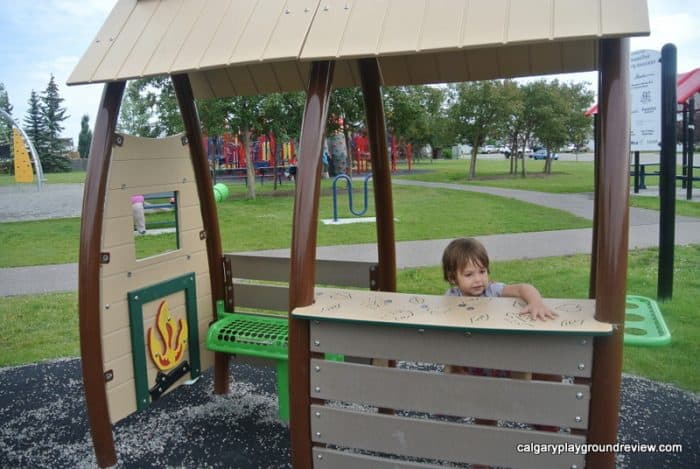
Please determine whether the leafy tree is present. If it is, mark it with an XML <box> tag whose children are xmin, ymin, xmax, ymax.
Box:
<box><xmin>384</xmin><ymin>85</ymin><xmax>453</xmax><ymax>159</ymax></box>
<box><xmin>561</xmin><ymin>81</ymin><xmax>594</xmax><ymax>158</ymax></box>
<box><xmin>118</xmin><ymin>77</ymin><xmax>183</xmax><ymax>137</ymax></box>
<box><xmin>78</xmin><ymin>114</ymin><xmax>92</xmax><ymax>159</ymax></box>
<box><xmin>40</xmin><ymin>75</ymin><xmax>71</xmax><ymax>172</ymax></box>
<box><xmin>0</xmin><ymin>83</ymin><xmax>13</xmax><ymax>147</ymax></box>
<box><xmin>449</xmin><ymin>81</ymin><xmax>512</xmax><ymax>179</ymax></box>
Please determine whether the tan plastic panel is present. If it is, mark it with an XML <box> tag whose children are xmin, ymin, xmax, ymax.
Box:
<box><xmin>143</xmin><ymin>0</ymin><xmax>203</xmax><ymax>76</ymax></box>
<box><xmin>300</xmin><ymin>0</ymin><xmax>352</xmax><ymax>59</ymax></box>
<box><xmin>99</xmin><ymin>132</ymin><xmax>212</xmax><ymax>423</ymax></box>
<box><xmin>554</xmin><ymin>0</ymin><xmax>601</xmax><ymax>39</ymax></box>
<box><xmin>226</xmin><ymin>254</ymin><xmax>375</xmax><ymax>287</ymax></box>
<box><xmin>311</xmin><ymin>405</ymin><xmax>586</xmax><ymax>469</ymax></box>
<box><xmin>68</xmin><ymin>0</ymin><xmax>649</xmax><ymax>89</ymax></box>
<box><xmin>198</xmin><ymin>0</ymin><xmax>257</xmax><ymax>69</ymax></box>
<box><xmin>262</xmin><ymin>0</ymin><xmax>319</xmax><ymax>60</ymax></box>
<box><xmin>234</xmin><ymin>282</ymin><xmax>289</xmax><ymax>312</ymax></box>
<box><xmin>602</xmin><ymin>0</ymin><xmax>650</xmax><ymax>35</ymax></box>
<box><xmin>201</xmin><ymin>68</ymin><xmax>235</xmax><ymax>98</ymax></box>
<box><xmin>378</xmin><ymin>0</ymin><xmax>424</xmax><ymax>54</ymax></box>
<box><xmin>339</xmin><ymin>0</ymin><xmax>389</xmax><ymax>58</ymax></box>
<box><xmin>67</xmin><ymin>0</ymin><xmax>137</xmax><ymax>84</ymax></box>
<box><xmin>310</xmin><ymin>358</ymin><xmax>590</xmax><ymax>428</ymax></box>
<box><xmin>313</xmin><ymin>448</ymin><xmax>444</xmax><ymax>469</ymax></box>
<box><xmin>309</xmin><ymin>321</ymin><xmax>595</xmax><ymax>377</ymax></box>
<box><xmin>170</xmin><ymin>0</ymin><xmax>231</xmax><ymax>72</ymax></box>
<box><xmin>229</xmin><ymin>0</ymin><xmax>287</xmax><ymax>64</ymax></box>
<box><xmin>119</xmin><ymin>0</ymin><xmax>185</xmax><ymax>79</ymax></box>
<box><xmin>296</xmin><ymin>288</ymin><xmax>610</xmax><ymax>335</ymax></box>
<box><xmin>507</xmin><ymin>0</ymin><xmax>552</xmax><ymax>42</ymax></box>
<box><xmin>419</xmin><ymin>0</ymin><xmax>463</xmax><ymax>52</ymax></box>
<box><xmin>462</xmin><ymin>0</ymin><xmax>508</xmax><ymax>48</ymax></box>
<box><xmin>106</xmin><ymin>380</ymin><xmax>138</xmax><ymax>423</ymax></box>
<box><xmin>92</xmin><ymin>0</ymin><xmax>160</xmax><ymax>82</ymax></box>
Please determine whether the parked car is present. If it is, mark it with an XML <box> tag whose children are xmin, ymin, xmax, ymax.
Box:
<box><xmin>529</xmin><ymin>149</ymin><xmax>558</xmax><ymax>160</ymax></box>
<box><xmin>482</xmin><ymin>145</ymin><xmax>498</xmax><ymax>154</ymax></box>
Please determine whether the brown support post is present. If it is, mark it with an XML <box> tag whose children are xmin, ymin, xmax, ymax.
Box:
<box><xmin>587</xmin><ymin>38</ymin><xmax>630</xmax><ymax>469</ymax></box>
<box><xmin>589</xmin><ymin>113</ymin><xmax>600</xmax><ymax>299</ymax></box>
<box><xmin>172</xmin><ymin>74</ymin><xmax>229</xmax><ymax>394</ymax></box>
<box><xmin>358</xmin><ymin>58</ymin><xmax>397</xmax><ymax>292</ymax></box>
<box><xmin>288</xmin><ymin>61</ymin><xmax>335</xmax><ymax>469</ymax></box>
<box><xmin>78</xmin><ymin>81</ymin><xmax>125</xmax><ymax>467</ymax></box>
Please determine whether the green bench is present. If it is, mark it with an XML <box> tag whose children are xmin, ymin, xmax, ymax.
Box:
<box><xmin>206</xmin><ymin>254</ymin><xmax>379</xmax><ymax>420</ymax></box>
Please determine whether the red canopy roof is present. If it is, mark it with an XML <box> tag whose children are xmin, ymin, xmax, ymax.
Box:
<box><xmin>585</xmin><ymin>68</ymin><xmax>700</xmax><ymax>116</ymax></box>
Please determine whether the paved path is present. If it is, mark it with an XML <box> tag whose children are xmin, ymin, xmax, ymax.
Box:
<box><xmin>1</xmin><ymin>181</ymin><xmax>698</xmax><ymax>296</ymax></box>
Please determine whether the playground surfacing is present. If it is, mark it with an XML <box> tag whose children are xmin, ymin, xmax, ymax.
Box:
<box><xmin>0</xmin><ymin>358</ymin><xmax>697</xmax><ymax>468</ymax></box>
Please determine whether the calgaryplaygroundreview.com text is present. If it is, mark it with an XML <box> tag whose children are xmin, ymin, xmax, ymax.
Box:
<box><xmin>516</xmin><ymin>442</ymin><xmax>683</xmax><ymax>456</ymax></box>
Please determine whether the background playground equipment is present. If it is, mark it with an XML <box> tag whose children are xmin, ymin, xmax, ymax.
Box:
<box><xmin>624</xmin><ymin>295</ymin><xmax>672</xmax><ymax>346</ymax></box>
<box><xmin>326</xmin><ymin>173</ymin><xmax>374</xmax><ymax>224</ymax></box>
<box><xmin>206</xmin><ymin>131</ymin><xmax>296</xmax><ymax>187</ymax></box>
<box><xmin>68</xmin><ymin>0</ymin><xmax>648</xmax><ymax>467</ymax></box>
<box><xmin>0</xmin><ymin>109</ymin><xmax>44</xmax><ymax>190</ymax></box>
<box><xmin>352</xmin><ymin>133</ymin><xmax>412</xmax><ymax>175</ymax></box>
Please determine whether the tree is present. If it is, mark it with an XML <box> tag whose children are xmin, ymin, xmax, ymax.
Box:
<box><xmin>561</xmin><ymin>81</ymin><xmax>594</xmax><ymax>159</ymax></box>
<box><xmin>384</xmin><ymin>85</ymin><xmax>453</xmax><ymax>159</ymax></box>
<box><xmin>23</xmin><ymin>90</ymin><xmax>47</xmax><ymax>166</ymax></box>
<box><xmin>0</xmin><ymin>83</ymin><xmax>13</xmax><ymax>147</ymax></box>
<box><xmin>329</xmin><ymin>88</ymin><xmax>364</xmax><ymax>175</ymax></box>
<box><xmin>449</xmin><ymin>81</ymin><xmax>512</xmax><ymax>179</ymax></box>
<box><xmin>117</xmin><ymin>77</ymin><xmax>183</xmax><ymax>137</ymax></box>
<box><xmin>78</xmin><ymin>114</ymin><xmax>92</xmax><ymax>159</ymax></box>
<box><xmin>41</xmin><ymin>75</ymin><xmax>71</xmax><ymax>172</ymax></box>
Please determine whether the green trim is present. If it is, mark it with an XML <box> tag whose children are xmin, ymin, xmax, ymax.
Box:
<box><xmin>127</xmin><ymin>272</ymin><xmax>200</xmax><ymax>410</ymax></box>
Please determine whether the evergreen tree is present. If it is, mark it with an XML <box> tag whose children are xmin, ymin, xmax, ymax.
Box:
<box><xmin>23</xmin><ymin>90</ymin><xmax>47</xmax><ymax>161</ymax></box>
<box><xmin>0</xmin><ymin>82</ymin><xmax>13</xmax><ymax>147</ymax></box>
<box><xmin>78</xmin><ymin>114</ymin><xmax>92</xmax><ymax>159</ymax></box>
<box><xmin>40</xmin><ymin>74</ymin><xmax>71</xmax><ymax>172</ymax></box>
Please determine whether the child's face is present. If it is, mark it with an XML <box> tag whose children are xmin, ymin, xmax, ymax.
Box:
<box><xmin>453</xmin><ymin>260</ymin><xmax>489</xmax><ymax>297</ymax></box>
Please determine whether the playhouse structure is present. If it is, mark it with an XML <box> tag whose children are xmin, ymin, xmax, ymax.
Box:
<box><xmin>68</xmin><ymin>1</ymin><xmax>650</xmax><ymax>467</ymax></box>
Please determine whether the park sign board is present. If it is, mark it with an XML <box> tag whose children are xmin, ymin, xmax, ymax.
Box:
<box><xmin>630</xmin><ymin>49</ymin><xmax>662</xmax><ymax>152</ymax></box>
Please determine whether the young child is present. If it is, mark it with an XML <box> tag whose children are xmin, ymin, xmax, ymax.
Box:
<box><xmin>442</xmin><ymin>237</ymin><xmax>560</xmax><ymax>436</ymax></box>
<box><xmin>442</xmin><ymin>237</ymin><xmax>557</xmax><ymax>321</ymax></box>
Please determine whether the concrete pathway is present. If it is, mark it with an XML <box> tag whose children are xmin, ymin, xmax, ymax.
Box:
<box><xmin>1</xmin><ymin>181</ymin><xmax>698</xmax><ymax>296</ymax></box>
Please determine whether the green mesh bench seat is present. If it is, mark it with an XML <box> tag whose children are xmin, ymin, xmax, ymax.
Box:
<box><xmin>206</xmin><ymin>313</ymin><xmax>290</xmax><ymax>420</ymax></box>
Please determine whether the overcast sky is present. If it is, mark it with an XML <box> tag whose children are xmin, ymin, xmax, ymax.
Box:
<box><xmin>1</xmin><ymin>0</ymin><xmax>698</xmax><ymax>143</ymax></box>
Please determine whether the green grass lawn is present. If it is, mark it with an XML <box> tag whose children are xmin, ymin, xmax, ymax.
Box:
<box><xmin>400</xmin><ymin>158</ymin><xmax>597</xmax><ymax>193</ymax></box>
<box><xmin>0</xmin><ymin>170</ymin><xmax>87</xmax><ymax>186</ymax></box>
<box><xmin>0</xmin><ymin>184</ymin><xmax>590</xmax><ymax>267</ymax></box>
<box><xmin>630</xmin><ymin>194</ymin><xmax>700</xmax><ymax>218</ymax></box>
<box><xmin>2</xmin><ymin>245</ymin><xmax>697</xmax><ymax>393</ymax></box>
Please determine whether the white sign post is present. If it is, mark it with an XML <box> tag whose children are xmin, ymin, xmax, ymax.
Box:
<box><xmin>630</xmin><ymin>50</ymin><xmax>662</xmax><ymax>152</ymax></box>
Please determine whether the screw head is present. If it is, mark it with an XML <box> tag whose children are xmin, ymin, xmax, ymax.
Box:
<box><xmin>576</xmin><ymin>392</ymin><xmax>584</xmax><ymax>399</ymax></box>
<box><xmin>578</xmin><ymin>363</ymin><xmax>585</xmax><ymax>370</ymax></box>
<box><xmin>575</xmin><ymin>416</ymin><xmax>582</xmax><ymax>422</ymax></box>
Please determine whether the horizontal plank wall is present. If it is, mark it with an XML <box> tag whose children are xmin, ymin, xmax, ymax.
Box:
<box><xmin>100</xmin><ymin>133</ymin><xmax>214</xmax><ymax>422</ymax></box>
<box><xmin>306</xmin><ymin>320</ymin><xmax>593</xmax><ymax>468</ymax></box>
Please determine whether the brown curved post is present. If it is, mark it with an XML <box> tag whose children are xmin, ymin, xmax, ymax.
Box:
<box><xmin>288</xmin><ymin>61</ymin><xmax>335</xmax><ymax>469</ymax></box>
<box><xmin>358</xmin><ymin>58</ymin><xmax>397</xmax><ymax>292</ymax></box>
<box><xmin>78</xmin><ymin>81</ymin><xmax>125</xmax><ymax>467</ymax></box>
<box><xmin>171</xmin><ymin>74</ymin><xmax>229</xmax><ymax>394</ymax></box>
<box><xmin>587</xmin><ymin>37</ymin><xmax>630</xmax><ymax>469</ymax></box>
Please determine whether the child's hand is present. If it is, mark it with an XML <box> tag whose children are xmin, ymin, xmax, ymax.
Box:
<box><xmin>519</xmin><ymin>302</ymin><xmax>558</xmax><ymax>321</ymax></box>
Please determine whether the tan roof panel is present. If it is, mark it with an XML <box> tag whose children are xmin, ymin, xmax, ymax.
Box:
<box><xmin>68</xmin><ymin>0</ymin><xmax>650</xmax><ymax>98</ymax></box>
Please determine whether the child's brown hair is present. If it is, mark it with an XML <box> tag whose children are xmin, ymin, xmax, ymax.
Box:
<box><xmin>442</xmin><ymin>238</ymin><xmax>491</xmax><ymax>284</ymax></box>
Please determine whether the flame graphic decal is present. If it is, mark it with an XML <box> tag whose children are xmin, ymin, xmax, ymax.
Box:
<box><xmin>147</xmin><ymin>300</ymin><xmax>188</xmax><ymax>371</ymax></box>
